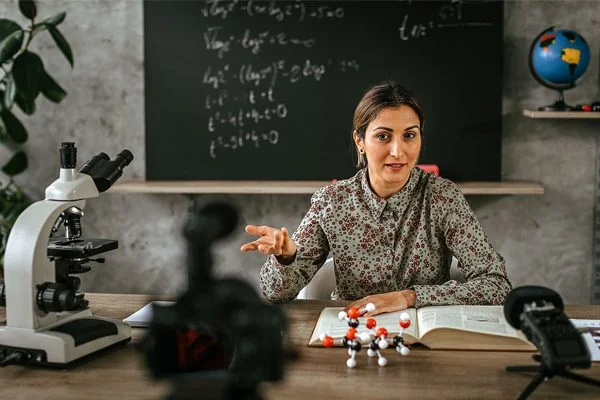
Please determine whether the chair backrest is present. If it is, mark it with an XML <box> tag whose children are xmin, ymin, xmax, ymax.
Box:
<box><xmin>296</xmin><ymin>258</ymin><xmax>335</xmax><ymax>300</ymax></box>
<box><xmin>296</xmin><ymin>256</ymin><xmax>465</xmax><ymax>300</ymax></box>
<box><xmin>450</xmin><ymin>256</ymin><xmax>466</xmax><ymax>283</ymax></box>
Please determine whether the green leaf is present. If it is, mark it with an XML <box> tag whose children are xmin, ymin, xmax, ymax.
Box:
<box><xmin>47</xmin><ymin>25</ymin><xmax>73</xmax><ymax>67</ymax></box>
<box><xmin>18</xmin><ymin>0</ymin><xmax>37</xmax><ymax>20</ymax></box>
<box><xmin>0</xmin><ymin>30</ymin><xmax>24</xmax><ymax>64</ymax></box>
<box><xmin>15</xmin><ymin>92</ymin><xmax>35</xmax><ymax>114</ymax></box>
<box><xmin>1</xmin><ymin>150</ymin><xmax>27</xmax><ymax>176</ymax></box>
<box><xmin>32</xmin><ymin>12</ymin><xmax>66</xmax><ymax>37</ymax></box>
<box><xmin>40</xmin><ymin>69</ymin><xmax>66</xmax><ymax>103</ymax></box>
<box><xmin>3</xmin><ymin>73</ymin><xmax>16</xmax><ymax>109</ymax></box>
<box><xmin>41</xmin><ymin>12</ymin><xmax>65</xmax><ymax>27</ymax></box>
<box><xmin>0</xmin><ymin>112</ymin><xmax>7</xmax><ymax>140</ymax></box>
<box><xmin>12</xmin><ymin>51</ymin><xmax>43</xmax><ymax>106</ymax></box>
<box><xmin>5</xmin><ymin>202</ymin><xmax>26</xmax><ymax>224</ymax></box>
<box><xmin>0</xmin><ymin>19</ymin><xmax>21</xmax><ymax>39</ymax></box>
<box><xmin>1</xmin><ymin>109</ymin><xmax>28</xmax><ymax>143</ymax></box>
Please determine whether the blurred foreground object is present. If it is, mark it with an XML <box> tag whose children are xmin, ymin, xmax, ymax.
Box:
<box><xmin>140</xmin><ymin>202</ymin><xmax>292</xmax><ymax>400</ymax></box>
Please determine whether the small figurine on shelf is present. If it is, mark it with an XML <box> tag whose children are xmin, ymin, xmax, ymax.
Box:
<box><xmin>318</xmin><ymin>303</ymin><xmax>412</xmax><ymax>368</ymax></box>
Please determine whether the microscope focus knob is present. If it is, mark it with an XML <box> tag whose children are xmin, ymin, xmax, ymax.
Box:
<box><xmin>36</xmin><ymin>282</ymin><xmax>76</xmax><ymax>313</ymax></box>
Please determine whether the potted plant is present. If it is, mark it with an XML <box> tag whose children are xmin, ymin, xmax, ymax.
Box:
<box><xmin>0</xmin><ymin>0</ymin><xmax>73</xmax><ymax>270</ymax></box>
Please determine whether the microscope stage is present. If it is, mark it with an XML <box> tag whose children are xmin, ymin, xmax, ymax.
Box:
<box><xmin>47</xmin><ymin>238</ymin><xmax>118</xmax><ymax>258</ymax></box>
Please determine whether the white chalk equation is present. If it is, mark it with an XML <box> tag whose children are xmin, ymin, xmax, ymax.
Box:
<box><xmin>204</xmin><ymin>26</ymin><xmax>316</xmax><ymax>58</ymax></box>
<box><xmin>398</xmin><ymin>0</ymin><xmax>493</xmax><ymax>41</ymax></box>
<box><xmin>204</xmin><ymin>88</ymin><xmax>277</xmax><ymax>110</ymax></box>
<box><xmin>208</xmin><ymin>104</ymin><xmax>288</xmax><ymax>132</ymax></box>
<box><xmin>202</xmin><ymin>59</ymin><xmax>359</xmax><ymax>90</ymax></box>
<box><xmin>200</xmin><ymin>0</ymin><xmax>345</xmax><ymax>23</ymax></box>
<box><xmin>209</xmin><ymin>129</ymin><xmax>280</xmax><ymax>158</ymax></box>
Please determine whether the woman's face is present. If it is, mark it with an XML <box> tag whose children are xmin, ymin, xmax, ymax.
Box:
<box><xmin>354</xmin><ymin>105</ymin><xmax>422</xmax><ymax>199</ymax></box>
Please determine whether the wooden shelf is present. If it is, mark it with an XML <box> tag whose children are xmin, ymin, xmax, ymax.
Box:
<box><xmin>109</xmin><ymin>180</ymin><xmax>544</xmax><ymax>195</ymax></box>
<box><xmin>523</xmin><ymin>109</ymin><xmax>600</xmax><ymax>119</ymax></box>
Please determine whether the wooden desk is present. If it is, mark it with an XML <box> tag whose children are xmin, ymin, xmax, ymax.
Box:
<box><xmin>1</xmin><ymin>294</ymin><xmax>600</xmax><ymax>399</ymax></box>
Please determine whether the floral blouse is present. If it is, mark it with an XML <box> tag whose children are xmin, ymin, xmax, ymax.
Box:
<box><xmin>259</xmin><ymin>167</ymin><xmax>512</xmax><ymax>307</ymax></box>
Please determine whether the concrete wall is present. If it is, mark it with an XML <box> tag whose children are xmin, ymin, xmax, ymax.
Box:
<box><xmin>1</xmin><ymin>0</ymin><xmax>598</xmax><ymax>304</ymax></box>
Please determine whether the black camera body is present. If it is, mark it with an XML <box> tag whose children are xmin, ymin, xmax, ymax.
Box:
<box><xmin>504</xmin><ymin>286</ymin><xmax>590</xmax><ymax>371</ymax></box>
<box><xmin>139</xmin><ymin>202</ymin><xmax>290</xmax><ymax>399</ymax></box>
<box><xmin>504</xmin><ymin>286</ymin><xmax>600</xmax><ymax>399</ymax></box>
<box><xmin>519</xmin><ymin>302</ymin><xmax>589</xmax><ymax>370</ymax></box>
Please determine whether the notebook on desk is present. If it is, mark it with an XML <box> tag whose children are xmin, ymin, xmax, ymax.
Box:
<box><xmin>123</xmin><ymin>301</ymin><xmax>174</xmax><ymax>327</ymax></box>
<box><xmin>571</xmin><ymin>319</ymin><xmax>600</xmax><ymax>362</ymax></box>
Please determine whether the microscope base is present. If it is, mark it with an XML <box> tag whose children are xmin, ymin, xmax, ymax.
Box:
<box><xmin>0</xmin><ymin>312</ymin><xmax>131</xmax><ymax>366</ymax></box>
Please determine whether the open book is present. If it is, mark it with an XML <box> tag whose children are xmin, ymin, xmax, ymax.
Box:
<box><xmin>309</xmin><ymin>305</ymin><xmax>536</xmax><ymax>351</ymax></box>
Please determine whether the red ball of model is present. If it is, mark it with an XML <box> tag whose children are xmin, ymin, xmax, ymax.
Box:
<box><xmin>366</xmin><ymin>318</ymin><xmax>377</xmax><ymax>329</ymax></box>
<box><xmin>376</xmin><ymin>327</ymin><xmax>388</xmax><ymax>338</ymax></box>
<box><xmin>399</xmin><ymin>320</ymin><xmax>411</xmax><ymax>329</ymax></box>
<box><xmin>347</xmin><ymin>307</ymin><xmax>360</xmax><ymax>319</ymax></box>
<box><xmin>346</xmin><ymin>327</ymin><xmax>357</xmax><ymax>339</ymax></box>
<box><xmin>323</xmin><ymin>336</ymin><xmax>334</xmax><ymax>347</ymax></box>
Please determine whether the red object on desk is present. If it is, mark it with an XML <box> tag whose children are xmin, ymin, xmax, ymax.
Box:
<box><xmin>417</xmin><ymin>164</ymin><xmax>439</xmax><ymax>176</ymax></box>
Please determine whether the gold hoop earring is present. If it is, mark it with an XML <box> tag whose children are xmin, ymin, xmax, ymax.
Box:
<box><xmin>358</xmin><ymin>148</ymin><xmax>365</xmax><ymax>154</ymax></box>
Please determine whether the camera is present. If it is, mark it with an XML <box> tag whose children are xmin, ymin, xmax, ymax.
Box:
<box><xmin>504</xmin><ymin>285</ymin><xmax>589</xmax><ymax>371</ymax></box>
<box><xmin>504</xmin><ymin>286</ymin><xmax>600</xmax><ymax>399</ymax></box>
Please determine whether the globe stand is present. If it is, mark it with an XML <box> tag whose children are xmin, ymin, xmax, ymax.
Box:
<box><xmin>538</xmin><ymin>89</ymin><xmax>575</xmax><ymax>111</ymax></box>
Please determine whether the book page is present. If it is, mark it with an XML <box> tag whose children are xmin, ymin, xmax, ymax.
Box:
<box><xmin>309</xmin><ymin>307</ymin><xmax>419</xmax><ymax>346</ymax></box>
<box><xmin>571</xmin><ymin>319</ymin><xmax>600</xmax><ymax>362</ymax></box>
<box><xmin>416</xmin><ymin>305</ymin><xmax>521</xmax><ymax>339</ymax></box>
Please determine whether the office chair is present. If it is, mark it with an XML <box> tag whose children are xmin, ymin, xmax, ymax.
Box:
<box><xmin>450</xmin><ymin>256</ymin><xmax>467</xmax><ymax>283</ymax></box>
<box><xmin>296</xmin><ymin>258</ymin><xmax>336</xmax><ymax>300</ymax></box>
<box><xmin>296</xmin><ymin>256</ymin><xmax>465</xmax><ymax>300</ymax></box>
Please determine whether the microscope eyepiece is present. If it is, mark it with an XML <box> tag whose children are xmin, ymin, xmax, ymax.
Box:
<box><xmin>59</xmin><ymin>142</ymin><xmax>77</xmax><ymax>169</ymax></box>
<box><xmin>114</xmin><ymin>150</ymin><xmax>134</xmax><ymax>169</ymax></box>
<box><xmin>79</xmin><ymin>152</ymin><xmax>109</xmax><ymax>175</ymax></box>
<box><xmin>78</xmin><ymin>149</ymin><xmax>134</xmax><ymax>192</ymax></box>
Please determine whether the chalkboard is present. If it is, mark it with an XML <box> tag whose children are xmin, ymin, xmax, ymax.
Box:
<box><xmin>144</xmin><ymin>0</ymin><xmax>503</xmax><ymax>181</ymax></box>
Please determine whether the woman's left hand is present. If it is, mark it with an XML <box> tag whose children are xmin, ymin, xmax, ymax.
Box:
<box><xmin>345</xmin><ymin>290</ymin><xmax>417</xmax><ymax>317</ymax></box>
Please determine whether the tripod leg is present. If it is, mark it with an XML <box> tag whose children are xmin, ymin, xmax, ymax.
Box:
<box><xmin>516</xmin><ymin>371</ymin><xmax>547</xmax><ymax>400</ymax></box>
<box><xmin>506</xmin><ymin>365</ymin><xmax>542</xmax><ymax>373</ymax></box>
<box><xmin>557</xmin><ymin>370</ymin><xmax>600</xmax><ymax>389</ymax></box>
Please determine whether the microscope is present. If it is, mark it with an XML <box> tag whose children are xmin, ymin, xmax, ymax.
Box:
<box><xmin>0</xmin><ymin>142</ymin><xmax>133</xmax><ymax>366</ymax></box>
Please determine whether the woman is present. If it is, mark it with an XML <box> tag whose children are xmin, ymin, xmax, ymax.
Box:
<box><xmin>241</xmin><ymin>81</ymin><xmax>511</xmax><ymax>317</ymax></box>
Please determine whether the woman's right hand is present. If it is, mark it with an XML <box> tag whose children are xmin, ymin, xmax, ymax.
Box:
<box><xmin>240</xmin><ymin>225</ymin><xmax>297</xmax><ymax>261</ymax></box>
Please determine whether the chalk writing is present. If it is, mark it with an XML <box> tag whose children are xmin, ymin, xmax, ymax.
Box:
<box><xmin>204</xmin><ymin>26</ymin><xmax>316</xmax><ymax>58</ymax></box>
<box><xmin>244</xmin><ymin>0</ymin><xmax>344</xmax><ymax>22</ymax></box>
<box><xmin>201</xmin><ymin>59</ymin><xmax>358</xmax><ymax>91</ymax></box>
<box><xmin>398</xmin><ymin>0</ymin><xmax>492</xmax><ymax>41</ymax></box>
<box><xmin>204</xmin><ymin>88</ymin><xmax>277</xmax><ymax>110</ymax></box>
<box><xmin>208</xmin><ymin>104</ymin><xmax>288</xmax><ymax>131</ymax></box>
<box><xmin>209</xmin><ymin>129</ymin><xmax>280</xmax><ymax>158</ymax></box>
<box><xmin>200</xmin><ymin>0</ymin><xmax>345</xmax><ymax>23</ymax></box>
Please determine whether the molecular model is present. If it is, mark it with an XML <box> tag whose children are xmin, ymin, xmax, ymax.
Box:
<box><xmin>319</xmin><ymin>303</ymin><xmax>411</xmax><ymax>368</ymax></box>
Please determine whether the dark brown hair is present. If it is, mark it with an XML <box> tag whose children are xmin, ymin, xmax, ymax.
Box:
<box><xmin>353</xmin><ymin>81</ymin><xmax>424</xmax><ymax>168</ymax></box>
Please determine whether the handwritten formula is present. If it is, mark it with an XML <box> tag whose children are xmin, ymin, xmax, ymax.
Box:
<box><xmin>199</xmin><ymin>0</ymin><xmax>357</xmax><ymax>158</ymax></box>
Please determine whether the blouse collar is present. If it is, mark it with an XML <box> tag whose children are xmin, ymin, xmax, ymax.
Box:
<box><xmin>360</xmin><ymin>167</ymin><xmax>423</xmax><ymax>220</ymax></box>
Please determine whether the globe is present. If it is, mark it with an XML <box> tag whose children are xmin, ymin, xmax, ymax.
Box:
<box><xmin>529</xmin><ymin>26</ymin><xmax>591</xmax><ymax>111</ymax></box>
